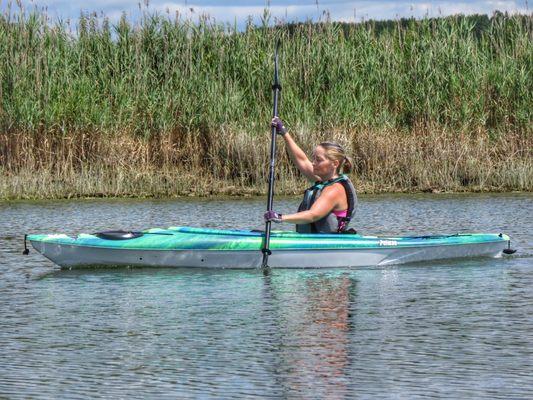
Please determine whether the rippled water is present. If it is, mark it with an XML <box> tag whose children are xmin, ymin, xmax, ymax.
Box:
<box><xmin>1</xmin><ymin>194</ymin><xmax>532</xmax><ymax>398</ymax></box>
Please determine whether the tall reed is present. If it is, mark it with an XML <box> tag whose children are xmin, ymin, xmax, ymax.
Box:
<box><xmin>0</xmin><ymin>6</ymin><xmax>531</xmax><ymax>199</ymax></box>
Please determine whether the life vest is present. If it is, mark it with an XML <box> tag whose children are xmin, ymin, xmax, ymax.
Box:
<box><xmin>296</xmin><ymin>175</ymin><xmax>357</xmax><ymax>234</ymax></box>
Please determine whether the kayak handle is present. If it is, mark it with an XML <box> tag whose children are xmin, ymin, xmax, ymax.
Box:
<box><xmin>503</xmin><ymin>240</ymin><xmax>517</xmax><ymax>255</ymax></box>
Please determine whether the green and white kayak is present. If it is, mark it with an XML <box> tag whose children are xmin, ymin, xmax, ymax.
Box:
<box><xmin>27</xmin><ymin>226</ymin><xmax>513</xmax><ymax>269</ymax></box>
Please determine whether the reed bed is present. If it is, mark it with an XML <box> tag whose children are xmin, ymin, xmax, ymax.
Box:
<box><xmin>0</xmin><ymin>6</ymin><xmax>531</xmax><ymax>199</ymax></box>
<box><xmin>1</xmin><ymin>126</ymin><xmax>530</xmax><ymax>200</ymax></box>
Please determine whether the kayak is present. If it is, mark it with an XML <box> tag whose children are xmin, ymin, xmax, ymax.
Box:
<box><xmin>26</xmin><ymin>226</ymin><xmax>513</xmax><ymax>269</ymax></box>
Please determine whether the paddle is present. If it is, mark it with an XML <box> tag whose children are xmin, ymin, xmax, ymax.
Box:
<box><xmin>261</xmin><ymin>39</ymin><xmax>281</xmax><ymax>271</ymax></box>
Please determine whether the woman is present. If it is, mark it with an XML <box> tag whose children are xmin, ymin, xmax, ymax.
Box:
<box><xmin>264</xmin><ymin>117</ymin><xmax>357</xmax><ymax>233</ymax></box>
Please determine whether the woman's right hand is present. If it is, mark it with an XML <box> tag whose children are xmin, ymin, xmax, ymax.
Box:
<box><xmin>271</xmin><ymin>117</ymin><xmax>287</xmax><ymax>135</ymax></box>
<box><xmin>264</xmin><ymin>210</ymin><xmax>283</xmax><ymax>223</ymax></box>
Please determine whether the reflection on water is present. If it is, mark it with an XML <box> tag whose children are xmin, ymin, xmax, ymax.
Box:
<box><xmin>0</xmin><ymin>193</ymin><xmax>532</xmax><ymax>398</ymax></box>
<box><xmin>262</xmin><ymin>272</ymin><xmax>356</xmax><ymax>399</ymax></box>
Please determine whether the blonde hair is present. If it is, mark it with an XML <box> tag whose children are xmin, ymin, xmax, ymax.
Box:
<box><xmin>318</xmin><ymin>141</ymin><xmax>353</xmax><ymax>174</ymax></box>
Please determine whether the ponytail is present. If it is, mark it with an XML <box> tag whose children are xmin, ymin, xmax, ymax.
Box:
<box><xmin>341</xmin><ymin>156</ymin><xmax>353</xmax><ymax>174</ymax></box>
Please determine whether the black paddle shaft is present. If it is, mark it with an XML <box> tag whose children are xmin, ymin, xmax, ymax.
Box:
<box><xmin>261</xmin><ymin>41</ymin><xmax>281</xmax><ymax>269</ymax></box>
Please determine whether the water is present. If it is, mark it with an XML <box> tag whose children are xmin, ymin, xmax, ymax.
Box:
<box><xmin>1</xmin><ymin>194</ymin><xmax>532</xmax><ymax>399</ymax></box>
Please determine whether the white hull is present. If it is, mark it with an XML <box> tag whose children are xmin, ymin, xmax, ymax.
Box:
<box><xmin>30</xmin><ymin>240</ymin><xmax>506</xmax><ymax>269</ymax></box>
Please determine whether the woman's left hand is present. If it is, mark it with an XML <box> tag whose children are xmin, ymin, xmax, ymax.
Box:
<box><xmin>271</xmin><ymin>117</ymin><xmax>287</xmax><ymax>135</ymax></box>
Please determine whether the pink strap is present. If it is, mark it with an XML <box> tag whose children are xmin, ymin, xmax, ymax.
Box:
<box><xmin>334</xmin><ymin>209</ymin><xmax>348</xmax><ymax>232</ymax></box>
<box><xmin>332</xmin><ymin>209</ymin><xmax>348</xmax><ymax>218</ymax></box>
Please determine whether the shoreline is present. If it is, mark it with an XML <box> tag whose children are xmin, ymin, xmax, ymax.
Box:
<box><xmin>1</xmin><ymin>190</ymin><xmax>531</xmax><ymax>205</ymax></box>
<box><xmin>2</xmin><ymin>173</ymin><xmax>531</xmax><ymax>202</ymax></box>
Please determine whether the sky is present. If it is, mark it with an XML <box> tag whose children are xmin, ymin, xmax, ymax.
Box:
<box><xmin>2</xmin><ymin>0</ymin><xmax>530</xmax><ymax>28</ymax></box>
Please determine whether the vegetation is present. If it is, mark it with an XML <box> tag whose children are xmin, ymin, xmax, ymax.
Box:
<box><xmin>0</xmin><ymin>6</ymin><xmax>531</xmax><ymax>199</ymax></box>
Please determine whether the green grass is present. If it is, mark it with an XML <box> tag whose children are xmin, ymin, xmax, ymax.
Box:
<box><xmin>1</xmin><ymin>8</ymin><xmax>531</xmax><ymax>135</ymax></box>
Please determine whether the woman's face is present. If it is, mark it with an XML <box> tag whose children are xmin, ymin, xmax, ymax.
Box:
<box><xmin>311</xmin><ymin>146</ymin><xmax>339</xmax><ymax>179</ymax></box>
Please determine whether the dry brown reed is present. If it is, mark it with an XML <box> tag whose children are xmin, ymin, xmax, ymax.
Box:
<box><xmin>1</xmin><ymin>128</ymin><xmax>530</xmax><ymax>200</ymax></box>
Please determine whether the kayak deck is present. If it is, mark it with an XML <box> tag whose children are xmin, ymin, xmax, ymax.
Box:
<box><xmin>28</xmin><ymin>226</ymin><xmax>509</xmax><ymax>250</ymax></box>
<box><xmin>27</xmin><ymin>226</ymin><xmax>512</xmax><ymax>269</ymax></box>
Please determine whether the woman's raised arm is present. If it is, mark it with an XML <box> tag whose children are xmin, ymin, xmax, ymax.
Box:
<box><xmin>272</xmin><ymin>117</ymin><xmax>317</xmax><ymax>182</ymax></box>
